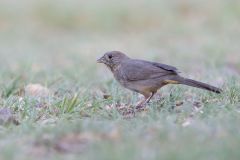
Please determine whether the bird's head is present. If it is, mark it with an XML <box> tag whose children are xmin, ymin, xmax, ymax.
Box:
<box><xmin>97</xmin><ymin>51</ymin><xmax>129</xmax><ymax>70</ymax></box>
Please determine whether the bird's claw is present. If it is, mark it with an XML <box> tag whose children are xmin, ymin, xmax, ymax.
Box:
<box><xmin>135</xmin><ymin>104</ymin><xmax>146</xmax><ymax>111</ymax></box>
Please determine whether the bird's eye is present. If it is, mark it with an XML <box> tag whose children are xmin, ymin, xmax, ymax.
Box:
<box><xmin>108</xmin><ymin>55</ymin><xmax>112</xmax><ymax>59</ymax></box>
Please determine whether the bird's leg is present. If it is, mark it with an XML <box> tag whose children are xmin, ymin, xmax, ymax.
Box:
<box><xmin>136</xmin><ymin>92</ymin><xmax>155</xmax><ymax>110</ymax></box>
<box><xmin>145</xmin><ymin>92</ymin><xmax>156</xmax><ymax>104</ymax></box>
<box><xmin>136</xmin><ymin>99</ymin><xmax>146</xmax><ymax>109</ymax></box>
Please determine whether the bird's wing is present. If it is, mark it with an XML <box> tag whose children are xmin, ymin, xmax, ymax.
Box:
<box><xmin>151</xmin><ymin>61</ymin><xmax>178</xmax><ymax>72</ymax></box>
<box><xmin>120</xmin><ymin>59</ymin><xmax>179</xmax><ymax>81</ymax></box>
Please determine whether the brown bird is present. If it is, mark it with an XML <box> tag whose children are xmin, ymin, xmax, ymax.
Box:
<box><xmin>97</xmin><ymin>51</ymin><xmax>222</xmax><ymax>109</ymax></box>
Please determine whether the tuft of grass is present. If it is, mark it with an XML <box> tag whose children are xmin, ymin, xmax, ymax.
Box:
<box><xmin>1</xmin><ymin>76</ymin><xmax>22</xmax><ymax>98</ymax></box>
<box><xmin>57</xmin><ymin>93</ymin><xmax>80</xmax><ymax>114</ymax></box>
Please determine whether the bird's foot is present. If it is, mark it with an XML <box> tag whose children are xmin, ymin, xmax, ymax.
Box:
<box><xmin>135</xmin><ymin>104</ymin><xmax>146</xmax><ymax>111</ymax></box>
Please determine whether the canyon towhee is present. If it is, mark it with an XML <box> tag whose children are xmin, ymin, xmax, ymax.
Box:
<box><xmin>97</xmin><ymin>51</ymin><xmax>222</xmax><ymax>109</ymax></box>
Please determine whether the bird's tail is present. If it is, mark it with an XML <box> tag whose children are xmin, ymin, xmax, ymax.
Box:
<box><xmin>170</xmin><ymin>76</ymin><xmax>222</xmax><ymax>94</ymax></box>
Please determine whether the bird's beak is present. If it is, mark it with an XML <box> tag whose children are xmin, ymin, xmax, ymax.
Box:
<box><xmin>97</xmin><ymin>56</ymin><xmax>105</xmax><ymax>63</ymax></box>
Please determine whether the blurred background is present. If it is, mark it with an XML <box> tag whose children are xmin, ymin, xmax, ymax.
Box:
<box><xmin>0</xmin><ymin>1</ymin><xmax>240</xmax><ymax>159</ymax></box>
<box><xmin>0</xmin><ymin>0</ymin><xmax>239</xmax><ymax>78</ymax></box>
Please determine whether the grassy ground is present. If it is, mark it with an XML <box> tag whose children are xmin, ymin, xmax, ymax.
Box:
<box><xmin>0</xmin><ymin>0</ymin><xmax>240</xmax><ymax>160</ymax></box>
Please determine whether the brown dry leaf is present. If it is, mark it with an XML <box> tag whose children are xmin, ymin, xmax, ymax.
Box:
<box><xmin>176</xmin><ymin>101</ymin><xmax>184</xmax><ymax>107</ymax></box>
<box><xmin>116</xmin><ymin>103</ymin><xmax>135</xmax><ymax>119</ymax></box>
<box><xmin>114</xmin><ymin>103</ymin><xmax>151</xmax><ymax>119</ymax></box>
<box><xmin>103</xmin><ymin>94</ymin><xmax>112</xmax><ymax>99</ymax></box>
<box><xmin>193</xmin><ymin>101</ymin><xmax>202</xmax><ymax>108</ymax></box>
<box><xmin>25</xmin><ymin>84</ymin><xmax>51</xmax><ymax>97</ymax></box>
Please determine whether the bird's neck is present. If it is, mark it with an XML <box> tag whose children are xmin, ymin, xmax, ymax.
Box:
<box><xmin>108</xmin><ymin>63</ymin><xmax>121</xmax><ymax>72</ymax></box>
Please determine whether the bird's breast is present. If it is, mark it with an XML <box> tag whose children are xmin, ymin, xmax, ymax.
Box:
<box><xmin>113</xmin><ymin>67</ymin><xmax>128</xmax><ymax>87</ymax></box>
